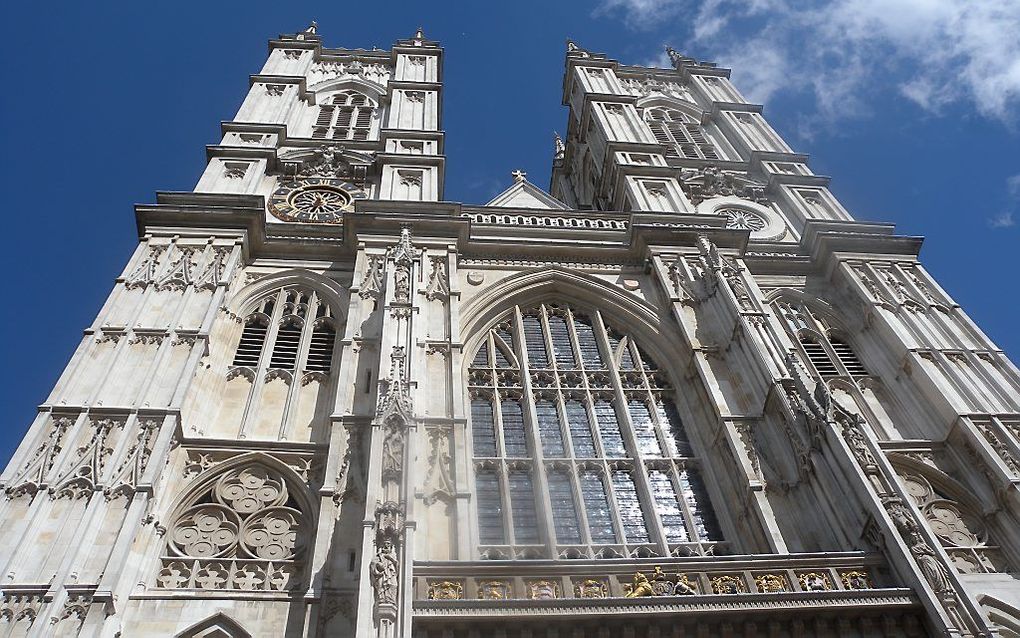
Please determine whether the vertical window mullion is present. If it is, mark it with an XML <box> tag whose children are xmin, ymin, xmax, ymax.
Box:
<box><xmin>515</xmin><ymin>306</ymin><xmax>556</xmax><ymax>553</ymax></box>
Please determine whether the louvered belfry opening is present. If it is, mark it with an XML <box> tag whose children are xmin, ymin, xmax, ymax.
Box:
<box><xmin>645</xmin><ymin>108</ymin><xmax>719</xmax><ymax>160</ymax></box>
<box><xmin>230</xmin><ymin>286</ymin><xmax>339</xmax><ymax>378</ymax></box>
<box><xmin>467</xmin><ymin>303</ymin><xmax>722</xmax><ymax>560</ymax></box>
<box><xmin>800</xmin><ymin>335</ymin><xmax>839</xmax><ymax>377</ymax></box>
<box><xmin>312</xmin><ymin>90</ymin><xmax>375</xmax><ymax>141</ymax></box>
<box><xmin>830</xmin><ymin>335</ymin><xmax>868</xmax><ymax>376</ymax></box>
<box><xmin>232</xmin><ymin>316</ymin><xmax>269</xmax><ymax>367</ymax></box>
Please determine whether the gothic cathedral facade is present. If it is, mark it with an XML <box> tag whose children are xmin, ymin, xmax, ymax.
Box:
<box><xmin>2</xmin><ymin>24</ymin><xmax>1019</xmax><ymax>638</ymax></box>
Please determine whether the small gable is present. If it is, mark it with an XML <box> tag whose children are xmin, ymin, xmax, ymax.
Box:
<box><xmin>485</xmin><ymin>171</ymin><xmax>568</xmax><ymax>210</ymax></box>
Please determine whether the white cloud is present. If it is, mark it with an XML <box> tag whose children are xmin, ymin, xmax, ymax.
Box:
<box><xmin>596</xmin><ymin>0</ymin><xmax>1020</xmax><ymax>124</ymax></box>
<box><xmin>1008</xmin><ymin>174</ymin><xmax>1020</xmax><ymax>198</ymax></box>
<box><xmin>988</xmin><ymin>174</ymin><xmax>1020</xmax><ymax>228</ymax></box>
<box><xmin>989</xmin><ymin>211</ymin><xmax>1015</xmax><ymax>228</ymax></box>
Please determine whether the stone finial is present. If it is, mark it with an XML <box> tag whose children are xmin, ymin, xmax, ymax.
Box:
<box><xmin>415</xmin><ymin>26</ymin><xmax>425</xmax><ymax>41</ymax></box>
<box><xmin>511</xmin><ymin>170</ymin><xmax>527</xmax><ymax>183</ymax></box>
<box><xmin>305</xmin><ymin>21</ymin><xmax>318</xmax><ymax>35</ymax></box>
<box><xmin>553</xmin><ymin>132</ymin><xmax>565</xmax><ymax>158</ymax></box>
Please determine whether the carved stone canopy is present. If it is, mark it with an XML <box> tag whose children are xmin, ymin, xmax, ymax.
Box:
<box><xmin>286</xmin><ymin>145</ymin><xmax>368</xmax><ymax>183</ymax></box>
<box><xmin>679</xmin><ymin>166</ymin><xmax>768</xmax><ymax>206</ymax></box>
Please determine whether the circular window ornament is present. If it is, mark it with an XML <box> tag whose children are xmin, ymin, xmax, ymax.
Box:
<box><xmin>701</xmin><ymin>201</ymin><xmax>787</xmax><ymax>241</ymax></box>
<box><xmin>719</xmin><ymin>207</ymin><xmax>767</xmax><ymax>232</ymax></box>
<box><xmin>268</xmin><ymin>178</ymin><xmax>367</xmax><ymax>224</ymax></box>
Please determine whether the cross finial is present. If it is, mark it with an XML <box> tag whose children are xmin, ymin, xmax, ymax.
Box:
<box><xmin>511</xmin><ymin>170</ymin><xmax>527</xmax><ymax>182</ymax></box>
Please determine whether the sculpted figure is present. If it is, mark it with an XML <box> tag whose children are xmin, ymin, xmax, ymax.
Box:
<box><xmin>625</xmin><ymin>572</ymin><xmax>654</xmax><ymax>598</ymax></box>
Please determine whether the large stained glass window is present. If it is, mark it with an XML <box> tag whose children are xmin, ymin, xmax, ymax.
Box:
<box><xmin>468</xmin><ymin>304</ymin><xmax>722</xmax><ymax>559</ymax></box>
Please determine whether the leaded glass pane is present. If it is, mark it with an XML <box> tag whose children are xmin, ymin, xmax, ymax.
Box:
<box><xmin>496</xmin><ymin>326</ymin><xmax>515</xmax><ymax>353</ymax></box>
<box><xmin>574</xmin><ymin>317</ymin><xmax>604</xmax><ymax>369</ymax></box>
<box><xmin>612</xmin><ymin>471</ymin><xmax>650</xmax><ymax>543</ymax></box>
<box><xmin>493</xmin><ymin>340</ymin><xmax>512</xmax><ymax>368</ymax></box>
<box><xmin>657</xmin><ymin>399</ymin><xmax>692</xmax><ymax>456</ymax></box>
<box><xmin>628</xmin><ymin>399</ymin><xmax>662</xmax><ymax>457</ymax></box>
<box><xmin>649</xmin><ymin>470</ymin><xmax>689</xmax><ymax>542</ymax></box>
<box><xmin>522</xmin><ymin>315</ymin><xmax>549</xmax><ymax>368</ymax></box>
<box><xmin>471</xmin><ymin>399</ymin><xmax>497</xmax><ymax>457</ymax></box>
<box><xmin>536</xmin><ymin>400</ymin><xmax>565</xmax><ymax>457</ymax></box>
<box><xmin>509</xmin><ymin>471</ymin><xmax>540</xmax><ymax>544</ymax></box>
<box><xmin>548</xmin><ymin>314</ymin><xmax>576</xmax><ymax>368</ymax></box>
<box><xmin>501</xmin><ymin>400</ymin><xmax>528</xmax><ymax>457</ymax></box>
<box><xmin>594</xmin><ymin>401</ymin><xmax>626</xmax><ymax>457</ymax></box>
<box><xmin>680</xmin><ymin>468</ymin><xmax>722</xmax><ymax>541</ymax></box>
<box><xmin>471</xmin><ymin>342</ymin><xmax>489</xmax><ymax>367</ymax></box>
<box><xmin>476</xmin><ymin>470</ymin><xmax>505</xmax><ymax>544</ymax></box>
<box><xmin>580</xmin><ymin>471</ymin><xmax>617</xmax><ymax>543</ymax></box>
<box><xmin>565</xmin><ymin>401</ymin><xmax>596</xmax><ymax>458</ymax></box>
<box><xmin>548</xmin><ymin>471</ymin><xmax>582</xmax><ymax>544</ymax></box>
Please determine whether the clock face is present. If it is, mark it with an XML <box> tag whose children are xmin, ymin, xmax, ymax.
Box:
<box><xmin>268</xmin><ymin>178</ymin><xmax>366</xmax><ymax>223</ymax></box>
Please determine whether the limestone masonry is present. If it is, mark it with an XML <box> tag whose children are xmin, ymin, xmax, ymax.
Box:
<box><xmin>2</xmin><ymin>23</ymin><xmax>1018</xmax><ymax>638</ymax></box>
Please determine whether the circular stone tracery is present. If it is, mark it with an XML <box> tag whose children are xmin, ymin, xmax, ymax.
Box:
<box><xmin>718</xmin><ymin>207</ymin><xmax>767</xmax><ymax>232</ymax></box>
<box><xmin>166</xmin><ymin>463</ymin><xmax>306</xmax><ymax>562</ymax></box>
<box><xmin>290</xmin><ymin>185</ymin><xmax>351</xmax><ymax>215</ymax></box>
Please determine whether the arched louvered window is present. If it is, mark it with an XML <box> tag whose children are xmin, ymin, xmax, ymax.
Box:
<box><xmin>800</xmin><ymin>334</ymin><xmax>838</xmax><ymax>377</ymax></box>
<box><xmin>644</xmin><ymin>108</ymin><xmax>718</xmax><ymax>160</ymax></box>
<box><xmin>468</xmin><ymin>304</ymin><xmax>722</xmax><ymax>560</ymax></box>
<box><xmin>830</xmin><ymin>334</ymin><xmax>867</xmax><ymax>376</ymax></box>
<box><xmin>312</xmin><ymin>90</ymin><xmax>376</xmax><ymax>141</ymax></box>
<box><xmin>230</xmin><ymin>286</ymin><xmax>339</xmax><ymax>379</ymax></box>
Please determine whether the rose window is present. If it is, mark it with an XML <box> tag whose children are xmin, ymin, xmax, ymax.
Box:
<box><xmin>157</xmin><ymin>463</ymin><xmax>309</xmax><ymax>591</ymax></box>
<box><xmin>718</xmin><ymin>208</ymin><xmax>767</xmax><ymax>232</ymax></box>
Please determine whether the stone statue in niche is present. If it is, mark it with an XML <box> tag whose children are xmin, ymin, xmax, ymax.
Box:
<box><xmin>370</xmin><ymin>539</ymin><xmax>399</xmax><ymax>605</ymax></box>
<box><xmin>381</xmin><ymin>425</ymin><xmax>404</xmax><ymax>479</ymax></box>
<box><xmin>393</xmin><ymin>266</ymin><xmax>410</xmax><ymax>304</ymax></box>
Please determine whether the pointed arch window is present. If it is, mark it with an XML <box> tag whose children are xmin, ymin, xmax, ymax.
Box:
<box><xmin>155</xmin><ymin>462</ymin><xmax>311</xmax><ymax>592</ymax></box>
<box><xmin>230</xmin><ymin>286</ymin><xmax>339</xmax><ymax>381</ymax></box>
<box><xmin>644</xmin><ymin>107</ymin><xmax>718</xmax><ymax>160</ymax></box>
<box><xmin>312</xmin><ymin>90</ymin><xmax>376</xmax><ymax>141</ymax></box>
<box><xmin>467</xmin><ymin>304</ymin><xmax>722</xmax><ymax>560</ymax></box>
<box><xmin>895</xmin><ymin>465</ymin><xmax>1009</xmax><ymax>574</ymax></box>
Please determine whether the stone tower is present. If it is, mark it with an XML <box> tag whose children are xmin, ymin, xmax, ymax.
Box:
<box><xmin>1</xmin><ymin>25</ymin><xmax>1018</xmax><ymax>638</ymax></box>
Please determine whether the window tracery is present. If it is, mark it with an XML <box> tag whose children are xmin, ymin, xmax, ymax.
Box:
<box><xmin>156</xmin><ymin>462</ymin><xmax>310</xmax><ymax>591</ymax></box>
<box><xmin>468</xmin><ymin>304</ymin><xmax>721</xmax><ymax>560</ymax></box>
<box><xmin>773</xmin><ymin>298</ymin><xmax>868</xmax><ymax>379</ymax></box>
<box><xmin>896</xmin><ymin>467</ymin><xmax>1008</xmax><ymax>574</ymax></box>
<box><xmin>643</xmin><ymin>108</ymin><xmax>718</xmax><ymax>160</ymax></box>
<box><xmin>312</xmin><ymin>90</ymin><xmax>376</xmax><ymax>141</ymax></box>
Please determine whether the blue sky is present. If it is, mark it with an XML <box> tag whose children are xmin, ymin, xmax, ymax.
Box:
<box><xmin>0</xmin><ymin>1</ymin><xmax>1017</xmax><ymax>467</ymax></box>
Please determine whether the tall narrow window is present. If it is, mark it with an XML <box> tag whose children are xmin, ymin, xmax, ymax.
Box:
<box><xmin>270</xmin><ymin>320</ymin><xmax>302</xmax><ymax>369</ymax></box>
<box><xmin>467</xmin><ymin>303</ymin><xmax>722</xmax><ymax>558</ymax></box>
<box><xmin>471</xmin><ymin>397</ymin><xmax>497</xmax><ymax>457</ymax></box>
<box><xmin>548</xmin><ymin>471</ymin><xmax>582</xmax><ymax>544</ymax></box>
<box><xmin>612</xmin><ymin>470</ymin><xmax>650</xmax><ymax>544</ymax></box>
<box><xmin>580</xmin><ymin>471</ymin><xmax>617</xmax><ymax>543</ymax></box>
<box><xmin>476</xmin><ymin>470</ymin><xmax>505</xmax><ymax>544</ymax></box>
<box><xmin>233</xmin><ymin>317</ymin><xmax>268</xmax><ymax>367</ymax></box>
<box><xmin>312</xmin><ymin>90</ymin><xmax>376</xmax><ymax>141</ymax></box>
<box><xmin>306</xmin><ymin>323</ymin><xmax>336</xmax><ymax>373</ymax></box>
<box><xmin>565</xmin><ymin>401</ymin><xmax>597</xmax><ymax>458</ymax></box>
<box><xmin>501</xmin><ymin>400</ymin><xmax>528</xmax><ymax>458</ymax></box>
<box><xmin>536</xmin><ymin>401</ymin><xmax>565</xmax><ymax>457</ymax></box>
<box><xmin>508</xmin><ymin>471</ymin><xmax>540</xmax><ymax>544</ymax></box>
